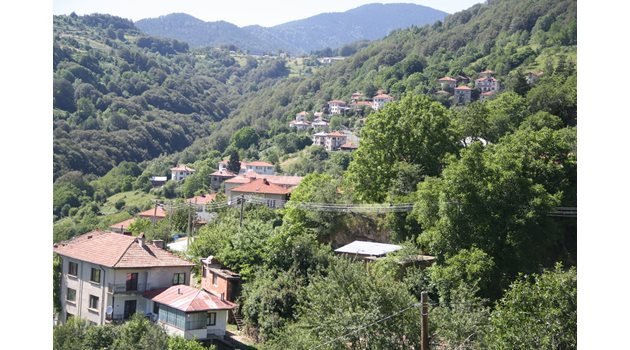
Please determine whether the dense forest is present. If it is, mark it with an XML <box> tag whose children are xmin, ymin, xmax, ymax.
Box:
<box><xmin>53</xmin><ymin>0</ymin><xmax>577</xmax><ymax>348</ymax></box>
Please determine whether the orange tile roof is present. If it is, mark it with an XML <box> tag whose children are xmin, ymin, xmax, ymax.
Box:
<box><xmin>109</xmin><ymin>218</ymin><xmax>136</xmax><ymax>231</ymax></box>
<box><xmin>340</xmin><ymin>142</ymin><xmax>359</xmax><ymax>149</ymax></box>
<box><xmin>328</xmin><ymin>99</ymin><xmax>346</xmax><ymax>105</ymax></box>
<box><xmin>210</xmin><ymin>169</ymin><xmax>236</xmax><ymax>177</ymax></box>
<box><xmin>438</xmin><ymin>76</ymin><xmax>456</xmax><ymax>81</ymax></box>
<box><xmin>225</xmin><ymin>175</ymin><xmax>252</xmax><ymax>184</ymax></box>
<box><xmin>170</xmin><ymin>165</ymin><xmax>195</xmax><ymax>172</ymax></box>
<box><xmin>327</xmin><ymin>131</ymin><xmax>347</xmax><ymax>137</ymax></box>
<box><xmin>231</xmin><ymin>178</ymin><xmax>289</xmax><ymax>195</ymax></box>
<box><xmin>187</xmin><ymin>193</ymin><xmax>217</xmax><ymax>205</ymax></box>
<box><xmin>138</xmin><ymin>206</ymin><xmax>167</xmax><ymax>218</ymax></box>
<box><xmin>53</xmin><ymin>230</ymin><xmax>195</xmax><ymax>268</ymax></box>
<box><xmin>455</xmin><ymin>85</ymin><xmax>472</xmax><ymax>90</ymax></box>
<box><xmin>145</xmin><ymin>285</ymin><xmax>236</xmax><ymax>312</ymax></box>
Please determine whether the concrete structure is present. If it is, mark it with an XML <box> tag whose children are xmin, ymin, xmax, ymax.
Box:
<box><xmin>454</xmin><ymin>85</ymin><xmax>472</xmax><ymax>105</ymax></box>
<box><xmin>312</xmin><ymin>131</ymin><xmax>348</xmax><ymax>151</ymax></box>
<box><xmin>218</xmin><ymin>160</ymin><xmax>275</xmax><ymax>176</ymax></box>
<box><xmin>210</xmin><ymin>169</ymin><xmax>237</xmax><ymax>191</ymax></box>
<box><xmin>438</xmin><ymin>76</ymin><xmax>457</xmax><ymax>90</ymax></box>
<box><xmin>54</xmin><ymin>231</ymin><xmax>195</xmax><ymax>325</ymax></box>
<box><xmin>475</xmin><ymin>76</ymin><xmax>500</xmax><ymax>93</ymax></box>
<box><xmin>144</xmin><ymin>284</ymin><xmax>235</xmax><ymax>340</ymax></box>
<box><xmin>335</xmin><ymin>241</ymin><xmax>402</xmax><ymax>258</ymax></box>
<box><xmin>150</xmin><ymin>176</ymin><xmax>167</xmax><ymax>187</ymax></box>
<box><xmin>201</xmin><ymin>256</ymin><xmax>241</xmax><ymax>303</ymax></box>
<box><xmin>327</xmin><ymin>100</ymin><xmax>347</xmax><ymax>115</ymax></box>
<box><xmin>311</xmin><ymin>117</ymin><xmax>329</xmax><ymax>130</ymax></box>
<box><xmin>229</xmin><ymin>178</ymin><xmax>290</xmax><ymax>208</ymax></box>
<box><xmin>186</xmin><ymin>193</ymin><xmax>217</xmax><ymax>211</ymax></box>
<box><xmin>289</xmin><ymin>120</ymin><xmax>311</xmax><ymax>130</ymax></box>
<box><xmin>170</xmin><ymin>165</ymin><xmax>195</xmax><ymax>182</ymax></box>
<box><xmin>372</xmin><ymin>93</ymin><xmax>394</xmax><ymax>110</ymax></box>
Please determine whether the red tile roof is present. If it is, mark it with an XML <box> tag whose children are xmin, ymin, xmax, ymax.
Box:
<box><xmin>340</xmin><ymin>142</ymin><xmax>359</xmax><ymax>149</ymax></box>
<box><xmin>373</xmin><ymin>94</ymin><xmax>393</xmax><ymax>99</ymax></box>
<box><xmin>246</xmin><ymin>161</ymin><xmax>273</xmax><ymax>167</ymax></box>
<box><xmin>327</xmin><ymin>131</ymin><xmax>347</xmax><ymax>137</ymax></box>
<box><xmin>138</xmin><ymin>206</ymin><xmax>167</xmax><ymax>218</ymax></box>
<box><xmin>145</xmin><ymin>285</ymin><xmax>236</xmax><ymax>312</ymax></box>
<box><xmin>231</xmin><ymin>178</ymin><xmax>289</xmax><ymax>195</ymax></box>
<box><xmin>187</xmin><ymin>193</ymin><xmax>217</xmax><ymax>205</ymax></box>
<box><xmin>438</xmin><ymin>76</ymin><xmax>456</xmax><ymax>81</ymax></box>
<box><xmin>53</xmin><ymin>230</ymin><xmax>195</xmax><ymax>268</ymax></box>
<box><xmin>210</xmin><ymin>169</ymin><xmax>236</xmax><ymax>177</ymax></box>
<box><xmin>109</xmin><ymin>218</ymin><xmax>136</xmax><ymax>231</ymax></box>
<box><xmin>455</xmin><ymin>85</ymin><xmax>472</xmax><ymax>90</ymax></box>
<box><xmin>225</xmin><ymin>175</ymin><xmax>252</xmax><ymax>185</ymax></box>
<box><xmin>170</xmin><ymin>165</ymin><xmax>195</xmax><ymax>172</ymax></box>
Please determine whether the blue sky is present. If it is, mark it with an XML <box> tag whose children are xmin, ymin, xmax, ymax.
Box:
<box><xmin>53</xmin><ymin>0</ymin><xmax>483</xmax><ymax>27</ymax></box>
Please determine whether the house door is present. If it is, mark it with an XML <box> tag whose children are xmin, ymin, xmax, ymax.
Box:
<box><xmin>124</xmin><ymin>300</ymin><xmax>137</xmax><ymax>320</ymax></box>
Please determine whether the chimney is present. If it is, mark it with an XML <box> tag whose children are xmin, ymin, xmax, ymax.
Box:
<box><xmin>152</xmin><ymin>239</ymin><xmax>164</xmax><ymax>249</ymax></box>
<box><xmin>137</xmin><ymin>233</ymin><xmax>145</xmax><ymax>247</ymax></box>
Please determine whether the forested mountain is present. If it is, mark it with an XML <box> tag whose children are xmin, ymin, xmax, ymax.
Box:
<box><xmin>53</xmin><ymin>13</ymin><xmax>291</xmax><ymax>180</ymax></box>
<box><xmin>135</xmin><ymin>3</ymin><xmax>448</xmax><ymax>54</ymax></box>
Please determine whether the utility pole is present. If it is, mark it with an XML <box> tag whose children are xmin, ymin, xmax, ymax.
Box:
<box><xmin>239</xmin><ymin>194</ymin><xmax>245</xmax><ymax>228</ymax></box>
<box><xmin>186</xmin><ymin>202</ymin><xmax>192</xmax><ymax>249</ymax></box>
<box><xmin>421</xmin><ymin>291</ymin><xmax>429</xmax><ymax>350</ymax></box>
<box><xmin>153</xmin><ymin>199</ymin><xmax>158</xmax><ymax>226</ymax></box>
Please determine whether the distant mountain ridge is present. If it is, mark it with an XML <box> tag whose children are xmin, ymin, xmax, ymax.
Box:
<box><xmin>135</xmin><ymin>3</ymin><xmax>448</xmax><ymax>54</ymax></box>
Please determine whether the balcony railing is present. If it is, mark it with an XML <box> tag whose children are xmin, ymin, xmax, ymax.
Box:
<box><xmin>107</xmin><ymin>282</ymin><xmax>151</xmax><ymax>294</ymax></box>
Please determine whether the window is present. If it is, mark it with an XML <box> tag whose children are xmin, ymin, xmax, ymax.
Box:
<box><xmin>202</xmin><ymin>266</ymin><xmax>206</xmax><ymax>278</ymax></box>
<box><xmin>126</xmin><ymin>273</ymin><xmax>138</xmax><ymax>291</ymax></box>
<box><xmin>66</xmin><ymin>288</ymin><xmax>76</xmax><ymax>302</ymax></box>
<box><xmin>172</xmin><ymin>273</ymin><xmax>186</xmax><ymax>285</ymax></box>
<box><xmin>89</xmin><ymin>295</ymin><xmax>99</xmax><ymax>310</ymax></box>
<box><xmin>212</xmin><ymin>272</ymin><xmax>218</xmax><ymax>286</ymax></box>
<box><xmin>207</xmin><ymin>312</ymin><xmax>216</xmax><ymax>326</ymax></box>
<box><xmin>90</xmin><ymin>268</ymin><xmax>101</xmax><ymax>283</ymax></box>
<box><xmin>68</xmin><ymin>261</ymin><xmax>78</xmax><ymax>276</ymax></box>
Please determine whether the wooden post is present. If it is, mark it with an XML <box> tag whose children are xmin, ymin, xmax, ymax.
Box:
<box><xmin>421</xmin><ymin>291</ymin><xmax>429</xmax><ymax>350</ymax></box>
<box><xmin>239</xmin><ymin>194</ymin><xmax>245</xmax><ymax>228</ymax></box>
<box><xmin>153</xmin><ymin>199</ymin><xmax>158</xmax><ymax>226</ymax></box>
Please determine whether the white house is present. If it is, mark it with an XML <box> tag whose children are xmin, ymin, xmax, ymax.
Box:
<box><xmin>312</xmin><ymin>131</ymin><xmax>348</xmax><ymax>151</ymax></box>
<box><xmin>218</xmin><ymin>160</ymin><xmax>275</xmax><ymax>176</ymax></box>
<box><xmin>372</xmin><ymin>93</ymin><xmax>394</xmax><ymax>110</ymax></box>
<box><xmin>327</xmin><ymin>100</ymin><xmax>347</xmax><ymax>115</ymax></box>
<box><xmin>54</xmin><ymin>231</ymin><xmax>195</xmax><ymax>325</ymax></box>
<box><xmin>170</xmin><ymin>165</ymin><xmax>195</xmax><ymax>181</ymax></box>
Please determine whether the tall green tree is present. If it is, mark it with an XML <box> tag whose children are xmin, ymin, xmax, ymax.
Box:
<box><xmin>227</xmin><ymin>151</ymin><xmax>241</xmax><ymax>174</ymax></box>
<box><xmin>346</xmin><ymin>93</ymin><xmax>457</xmax><ymax>202</ymax></box>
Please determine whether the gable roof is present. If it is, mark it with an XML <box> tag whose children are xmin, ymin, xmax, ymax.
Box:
<box><xmin>455</xmin><ymin>85</ymin><xmax>472</xmax><ymax>90</ymax></box>
<box><xmin>210</xmin><ymin>169</ymin><xmax>236</xmax><ymax>177</ymax></box>
<box><xmin>170</xmin><ymin>165</ymin><xmax>195</xmax><ymax>172</ymax></box>
<box><xmin>53</xmin><ymin>230</ymin><xmax>195</xmax><ymax>268</ymax></box>
<box><xmin>109</xmin><ymin>217</ymin><xmax>136</xmax><ymax>232</ymax></box>
<box><xmin>230</xmin><ymin>178</ymin><xmax>289</xmax><ymax>195</ymax></box>
<box><xmin>373</xmin><ymin>94</ymin><xmax>393</xmax><ymax>99</ymax></box>
<box><xmin>438</xmin><ymin>76</ymin><xmax>457</xmax><ymax>81</ymax></box>
<box><xmin>187</xmin><ymin>193</ymin><xmax>216</xmax><ymax>205</ymax></box>
<box><xmin>145</xmin><ymin>285</ymin><xmax>236</xmax><ymax>312</ymax></box>
<box><xmin>138</xmin><ymin>206</ymin><xmax>167</xmax><ymax>218</ymax></box>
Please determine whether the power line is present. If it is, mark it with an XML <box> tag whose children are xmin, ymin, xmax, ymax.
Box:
<box><xmin>308</xmin><ymin>303</ymin><xmax>421</xmax><ymax>350</ymax></box>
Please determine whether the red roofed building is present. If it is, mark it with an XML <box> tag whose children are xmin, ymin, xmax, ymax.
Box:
<box><xmin>372</xmin><ymin>93</ymin><xmax>394</xmax><ymax>110</ymax></box>
<box><xmin>144</xmin><ymin>284</ymin><xmax>236</xmax><ymax>339</ymax></box>
<box><xmin>327</xmin><ymin>99</ymin><xmax>347</xmax><ymax>115</ymax></box>
<box><xmin>109</xmin><ymin>217</ymin><xmax>136</xmax><ymax>235</ymax></box>
<box><xmin>312</xmin><ymin>131</ymin><xmax>348</xmax><ymax>151</ymax></box>
<box><xmin>229</xmin><ymin>178</ymin><xmax>290</xmax><ymax>208</ymax></box>
<box><xmin>171</xmin><ymin>165</ymin><xmax>195</xmax><ymax>181</ymax></box>
<box><xmin>210</xmin><ymin>169</ymin><xmax>237</xmax><ymax>191</ymax></box>
<box><xmin>53</xmin><ymin>230</ymin><xmax>195</xmax><ymax>325</ymax></box>
<box><xmin>138</xmin><ymin>206</ymin><xmax>168</xmax><ymax>224</ymax></box>
<box><xmin>454</xmin><ymin>85</ymin><xmax>472</xmax><ymax>105</ymax></box>
<box><xmin>218</xmin><ymin>160</ymin><xmax>275</xmax><ymax>176</ymax></box>
<box><xmin>438</xmin><ymin>76</ymin><xmax>457</xmax><ymax>90</ymax></box>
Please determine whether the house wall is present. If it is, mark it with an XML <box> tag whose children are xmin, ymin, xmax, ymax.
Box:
<box><xmin>60</xmin><ymin>256</ymin><xmax>112</xmax><ymax>325</ymax></box>
<box><xmin>111</xmin><ymin>266</ymin><xmax>192</xmax><ymax>292</ymax></box>
<box><xmin>230</xmin><ymin>192</ymin><xmax>286</xmax><ymax>208</ymax></box>
<box><xmin>201</xmin><ymin>268</ymin><xmax>233</xmax><ymax>301</ymax></box>
<box><xmin>159</xmin><ymin>310</ymin><xmax>229</xmax><ymax>340</ymax></box>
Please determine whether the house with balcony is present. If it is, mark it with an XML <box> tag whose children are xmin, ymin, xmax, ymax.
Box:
<box><xmin>53</xmin><ymin>231</ymin><xmax>195</xmax><ymax>325</ymax></box>
<box><xmin>327</xmin><ymin>100</ymin><xmax>347</xmax><ymax>115</ymax></box>
<box><xmin>438</xmin><ymin>76</ymin><xmax>457</xmax><ymax>90</ymax></box>
<box><xmin>312</xmin><ymin>131</ymin><xmax>348</xmax><ymax>151</ymax></box>
<box><xmin>454</xmin><ymin>85</ymin><xmax>472</xmax><ymax>105</ymax></box>
<box><xmin>171</xmin><ymin>165</ymin><xmax>195</xmax><ymax>182</ymax></box>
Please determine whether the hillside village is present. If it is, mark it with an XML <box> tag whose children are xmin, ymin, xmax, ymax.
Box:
<box><xmin>51</xmin><ymin>0</ymin><xmax>577</xmax><ymax>349</ymax></box>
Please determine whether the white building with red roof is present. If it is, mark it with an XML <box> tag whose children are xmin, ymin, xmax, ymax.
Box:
<box><xmin>312</xmin><ymin>131</ymin><xmax>348</xmax><ymax>151</ymax></box>
<box><xmin>210</xmin><ymin>169</ymin><xmax>237</xmax><ymax>191</ymax></box>
<box><xmin>218</xmin><ymin>160</ymin><xmax>275</xmax><ymax>176</ymax></box>
<box><xmin>372</xmin><ymin>93</ymin><xmax>394</xmax><ymax>110</ymax></box>
<box><xmin>53</xmin><ymin>230</ymin><xmax>195</xmax><ymax>325</ymax></box>
<box><xmin>171</xmin><ymin>165</ymin><xmax>195</xmax><ymax>181</ymax></box>
<box><xmin>327</xmin><ymin>99</ymin><xmax>347</xmax><ymax>115</ymax></box>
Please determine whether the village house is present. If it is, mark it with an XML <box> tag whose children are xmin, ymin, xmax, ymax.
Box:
<box><xmin>339</xmin><ymin>142</ymin><xmax>359</xmax><ymax>152</ymax></box>
<box><xmin>224</xmin><ymin>174</ymin><xmax>303</xmax><ymax>201</ymax></box>
<box><xmin>138</xmin><ymin>206</ymin><xmax>168</xmax><ymax>224</ymax></box>
<box><xmin>454</xmin><ymin>85</ymin><xmax>472</xmax><ymax>105</ymax></box>
<box><xmin>210</xmin><ymin>169</ymin><xmax>237</xmax><ymax>191</ymax></box>
<box><xmin>327</xmin><ymin>100</ymin><xmax>347</xmax><ymax>115</ymax></box>
<box><xmin>54</xmin><ymin>231</ymin><xmax>195</xmax><ymax>325</ymax></box>
<box><xmin>150</xmin><ymin>176</ymin><xmax>167</xmax><ymax>187</ymax></box>
<box><xmin>372</xmin><ymin>93</ymin><xmax>394</xmax><ymax>110</ymax></box>
<box><xmin>170</xmin><ymin>165</ymin><xmax>195</xmax><ymax>182</ymax></box>
<box><xmin>109</xmin><ymin>217</ymin><xmax>135</xmax><ymax>235</ymax></box>
<box><xmin>475</xmin><ymin>69</ymin><xmax>500</xmax><ymax>95</ymax></box>
<box><xmin>200</xmin><ymin>256</ymin><xmax>242</xmax><ymax>304</ymax></box>
<box><xmin>350</xmin><ymin>92</ymin><xmax>364</xmax><ymax>102</ymax></box>
<box><xmin>335</xmin><ymin>240</ymin><xmax>436</xmax><ymax>267</ymax></box>
<box><xmin>438</xmin><ymin>76</ymin><xmax>457</xmax><ymax>90</ymax></box>
<box><xmin>480</xmin><ymin>90</ymin><xmax>497</xmax><ymax>102</ymax></box>
<box><xmin>526</xmin><ymin>71</ymin><xmax>544</xmax><ymax>84</ymax></box>
<box><xmin>218</xmin><ymin>160</ymin><xmax>275</xmax><ymax>176</ymax></box>
<box><xmin>289</xmin><ymin>111</ymin><xmax>311</xmax><ymax>130</ymax></box>
<box><xmin>311</xmin><ymin>117</ymin><xmax>330</xmax><ymax>130</ymax></box>
<box><xmin>229</xmin><ymin>178</ymin><xmax>291</xmax><ymax>208</ymax></box>
<box><xmin>312</xmin><ymin>131</ymin><xmax>348</xmax><ymax>151</ymax></box>
<box><xmin>186</xmin><ymin>193</ymin><xmax>217</xmax><ymax>212</ymax></box>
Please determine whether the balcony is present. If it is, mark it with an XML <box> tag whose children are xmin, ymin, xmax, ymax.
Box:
<box><xmin>107</xmin><ymin>282</ymin><xmax>151</xmax><ymax>294</ymax></box>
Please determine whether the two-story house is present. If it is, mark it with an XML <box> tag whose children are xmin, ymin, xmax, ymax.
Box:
<box><xmin>438</xmin><ymin>76</ymin><xmax>457</xmax><ymax>90</ymax></box>
<box><xmin>372</xmin><ymin>93</ymin><xmax>394</xmax><ymax>110</ymax></box>
<box><xmin>210</xmin><ymin>169</ymin><xmax>237</xmax><ymax>191</ymax></box>
<box><xmin>224</xmin><ymin>174</ymin><xmax>303</xmax><ymax>199</ymax></box>
<box><xmin>327</xmin><ymin>100</ymin><xmax>347</xmax><ymax>115</ymax></box>
<box><xmin>218</xmin><ymin>160</ymin><xmax>275</xmax><ymax>176</ymax></box>
<box><xmin>312</xmin><ymin>131</ymin><xmax>348</xmax><ymax>151</ymax></box>
<box><xmin>54</xmin><ymin>231</ymin><xmax>195</xmax><ymax>325</ymax></box>
<box><xmin>454</xmin><ymin>85</ymin><xmax>472</xmax><ymax>105</ymax></box>
<box><xmin>229</xmin><ymin>178</ymin><xmax>290</xmax><ymax>208</ymax></box>
<box><xmin>171</xmin><ymin>165</ymin><xmax>195</xmax><ymax>182</ymax></box>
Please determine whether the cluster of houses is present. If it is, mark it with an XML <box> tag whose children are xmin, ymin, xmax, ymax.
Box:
<box><xmin>327</xmin><ymin>91</ymin><xmax>394</xmax><ymax>116</ymax></box>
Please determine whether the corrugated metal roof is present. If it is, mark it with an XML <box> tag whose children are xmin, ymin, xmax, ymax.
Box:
<box><xmin>146</xmin><ymin>285</ymin><xmax>236</xmax><ymax>312</ymax></box>
<box><xmin>334</xmin><ymin>241</ymin><xmax>402</xmax><ymax>257</ymax></box>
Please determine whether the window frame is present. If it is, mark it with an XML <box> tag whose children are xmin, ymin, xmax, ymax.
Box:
<box><xmin>207</xmin><ymin>312</ymin><xmax>217</xmax><ymax>326</ymax></box>
<box><xmin>88</xmin><ymin>295</ymin><xmax>99</xmax><ymax>310</ymax></box>
<box><xmin>68</xmin><ymin>261</ymin><xmax>78</xmax><ymax>277</ymax></box>
<box><xmin>66</xmin><ymin>288</ymin><xmax>76</xmax><ymax>302</ymax></box>
<box><xmin>90</xmin><ymin>268</ymin><xmax>101</xmax><ymax>284</ymax></box>
<box><xmin>212</xmin><ymin>272</ymin><xmax>218</xmax><ymax>287</ymax></box>
<box><xmin>172</xmin><ymin>272</ymin><xmax>186</xmax><ymax>285</ymax></box>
